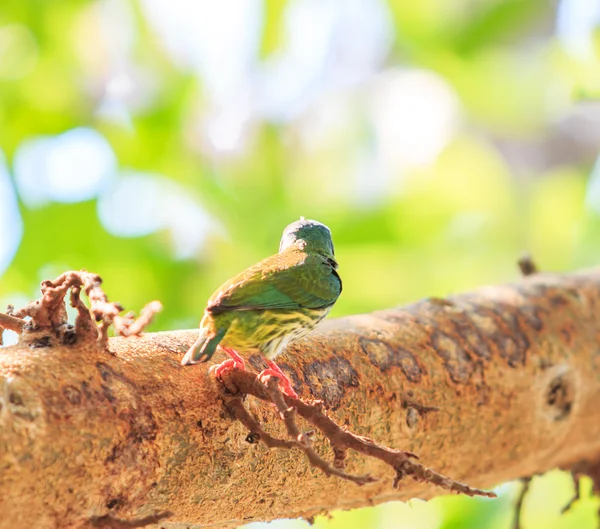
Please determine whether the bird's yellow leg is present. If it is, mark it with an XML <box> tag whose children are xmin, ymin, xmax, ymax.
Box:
<box><xmin>260</xmin><ymin>360</ymin><xmax>298</xmax><ymax>399</ymax></box>
<box><xmin>214</xmin><ymin>347</ymin><xmax>246</xmax><ymax>378</ymax></box>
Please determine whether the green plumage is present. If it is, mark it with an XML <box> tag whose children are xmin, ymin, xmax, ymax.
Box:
<box><xmin>181</xmin><ymin>219</ymin><xmax>341</xmax><ymax>365</ymax></box>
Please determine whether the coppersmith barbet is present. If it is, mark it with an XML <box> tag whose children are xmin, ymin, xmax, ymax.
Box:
<box><xmin>181</xmin><ymin>218</ymin><xmax>342</xmax><ymax>398</ymax></box>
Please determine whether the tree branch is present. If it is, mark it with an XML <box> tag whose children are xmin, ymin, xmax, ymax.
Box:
<box><xmin>2</xmin><ymin>269</ymin><xmax>600</xmax><ymax>528</ymax></box>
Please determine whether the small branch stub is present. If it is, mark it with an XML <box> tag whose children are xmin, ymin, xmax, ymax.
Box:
<box><xmin>518</xmin><ymin>254</ymin><xmax>539</xmax><ymax>277</ymax></box>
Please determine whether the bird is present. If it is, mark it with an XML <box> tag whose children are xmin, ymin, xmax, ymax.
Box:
<box><xmin>181</xmin><ymin>218</ymin><xmax>342</xmax><ymax>398</ymax></box>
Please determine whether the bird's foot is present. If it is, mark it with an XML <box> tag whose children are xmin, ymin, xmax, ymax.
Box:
<box><xmin>214</xmin><ymin>347</ymin><xmax>246</xmax><ymax>378</ymax></box>
<box><xmin>214</xmin><ymin>359</ymin><xmax>245</xmax><ymax>378</ymax></box>
<box><xmin>221</xmin><ymin>346</ymin><xmax>246</xmax><ymax>366</ymax></box>
<box><xmin>259</xmin><ymin>360</ymin><xmax>298</xmax><ymax>399</ymax></box>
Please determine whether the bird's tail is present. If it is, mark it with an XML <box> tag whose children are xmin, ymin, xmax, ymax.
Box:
<box><xmin>181</xmin><ymin>327</ymin><xmax>226</xmax><ymax>366</ymax></box>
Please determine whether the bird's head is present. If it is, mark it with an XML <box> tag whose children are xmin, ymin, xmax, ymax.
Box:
<box><xmin>279</xmin><ymin>218</ymin><xmax>336</xmax><ymax>263</ymax></box>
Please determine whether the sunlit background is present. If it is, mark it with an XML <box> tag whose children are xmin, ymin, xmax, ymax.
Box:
<box><xmin>1</xmin><ymin>0</ymin><xmax>600</xmax><ymax>527</ymax></box>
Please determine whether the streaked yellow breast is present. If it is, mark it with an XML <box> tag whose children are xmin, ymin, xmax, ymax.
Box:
<box><xmin>211</xmin><ymin>306</ymin><xmax>330</xmax><ymax>359</ymax></box>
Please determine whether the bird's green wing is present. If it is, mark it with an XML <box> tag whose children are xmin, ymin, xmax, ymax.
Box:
<box><xmin>207</xmin><ymin>251</ymin><xmax>341</xmax><ymax>314</ymax></box>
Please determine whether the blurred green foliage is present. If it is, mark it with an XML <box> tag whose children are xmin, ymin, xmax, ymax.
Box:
<box><xmin>1</xmin><ymin>0</ymin><xmax>600</xmax><ymax>528</ymax></box>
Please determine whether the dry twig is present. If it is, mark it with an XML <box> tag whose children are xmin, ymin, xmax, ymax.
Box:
<box><xmin>225</xmin><ymin>397</ymin><xmax>295</xmax><ymax>449</ymax></box>
<box><xmin>218</xmin><ymin>369</ymin><xmax>496</xmax><ymax>498</ymax></box>
<box><xmin>563</xmin><ymin>458</ymin><xmax>600</xmax><ymax>516</ymax></box>
<box><xmin>562</xmin><ymin>474</ymin><xmax>581</xmax><ymax>514</ymax></box>
<box><xmin>264</xmin><ymin>375</ymin><xmax>376</xmax><ymax>486</ymax></box>
<box><xmin>512</xmin><ymin>476</ymin><xmax>532</xmax><ymax>529</ymax></box>
<box><xmin>2</xmin><ymin>270</ymin><xmax>161</xmax><ymax>348</ymax></box>
<box><xmin>0</xmin><ymin>312</ymin><xmax>26</xmax><ymax>334</ymax></box>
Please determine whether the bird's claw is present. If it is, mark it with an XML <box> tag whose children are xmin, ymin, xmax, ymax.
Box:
<box><xmin>259</xmin><ymin>369</ymin><xmax>299</xmax><ymax>399</ymax></box>
<box><xmin>214</xmin><ymin>358</ymin><xmax>246</xmax><ymax>379</ymax></box>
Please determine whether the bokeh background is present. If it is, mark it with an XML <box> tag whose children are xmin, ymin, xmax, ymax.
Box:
<box><xmin>1</xmin><ymin>0</ymin><xmax>600</xmax><ymax>527</ymax></box>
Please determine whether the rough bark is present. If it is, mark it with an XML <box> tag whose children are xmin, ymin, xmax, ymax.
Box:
<box><xmin>1</xmin><ymin>269</ymin><xmax>600</xmax><ymax>528</ymax></box>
